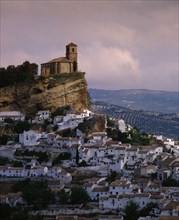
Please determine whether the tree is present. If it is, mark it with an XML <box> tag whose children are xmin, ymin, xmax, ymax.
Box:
<box><xmin>13</xmin><ymin>161</ymin><xmax>23</xmax><ymax>167</ymax></box>
<box><xmin>78</xmin><ymin>160</ymin><xmax>88</xmax><ymax>167</ymax></box>
<box><xmin>25</xmin><ymin>115</ymin><xmax>33</xmax><ymax>123</ymax></box>
<box><xmin>107</xmin><ymin>116</ymin><xmax>115</xmax><ymax>127</ymax></box>
<box><xmin>51</xmin><ymin>105</ymin><xmax>71</xmax><ymax>117</ymax></box>
<box><xmin>162</xmin><ymin>177</ymin><xmax>179</xmax><ymax>187</ymax></box>
<box><xmin>70</xmin><ymin>186</ymin><xmax>89</xmax><ymax>205</ymax></box>
<box><xmin>11</xmin><ymin>179</ymin><xmax>54</xmax><ymax>207</ymax></box>
<box><xmin>14</xmin><ymin>120</ymin><xmax>31</xmax><ymax>134</ymax></box>
<box><xmin>107</xmin><ymin>170</ymin><xmax>118</xmax><ymax>182</ymax></box>
<box><xmin>0</xmin><ymin>135</ymin><xmax>10</xmax><ymax>145</ymax></box>
<box><xmin>124</xmin><ymin>201</ymin><xmax>139</xmax><ymax>220</ymax></box>
<box><xmin>0</xmin><ymin>204</ymin><xmax>13</xmax><ymax>219</ymax></box>
<box><xmin>76</xmin><ymin>146</ymin><xmax>79</xmax><ymax>164</ymax></box>
<box><xmin>57</xmin><ymin>189</ymin><xmax>69</xmax><ymax>204</ymax></box>
<box><xmin>0</xmin><ymin>61</ymin><xmax>38</xmax><ymax>88</ymax></box>
<box><xmin>52</xmin><ymin>152</ymin><xmax>71</xmax><ymax>166</ymax></box>
<box><xmin>139</xmin><ymin>203</ymin><xmax>158</xmax><ymax>217</ymax></box>
<box><xmin>4</xmin><ymin>118</ymin><xmax>15</xmax><ymax>124</ymax></box>
<box><xmin>0</xmin><ymin>156</ymin><xmax>12</xmax><ymax>165</ymax></box>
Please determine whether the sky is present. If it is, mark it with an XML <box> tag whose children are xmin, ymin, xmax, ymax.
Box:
<box><xmin>0</xmin><ymin>0</ymin><xmax>178</xmax><ymax>91</ymax></box>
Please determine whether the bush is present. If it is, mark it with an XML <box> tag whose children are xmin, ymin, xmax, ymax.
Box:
<box><xmin>51</xmin><ymin>105</ymin><xmax>71</xmax><ymax>117</ymax></box>
<box><xmin>4</xmin><ymin>118</ymin><xmax>15</xmax><ymax>124</ymax></box>
<box><xmin>0</xmin><ymin>135</ymin><xmax>10</xmax><ymax>145</ymax></box>
<box><xmin>70</xmin><ymin>186</ymin><xmax>89</xmax><ymax>205</ymax></box>
<box><xmin>52</xmin><ymin>152</ymin><xmax>71</xmax><ymax>166</ymax></box>
<box><xmin>11</xmin><ymin>179</ymin><xmax>54</xmax><ymax>207</ymax></box>
<box><xmin>13</xmin><ymin>161</ymin><xmax>23</xmax><ymax>167</ymax></box>
<box><xmin>0</xmin><ymin>61</ymin><xmax>38</xmax><ymax>88</ymax></box>
<box><xmin>14</xmin><ymin>121</ymin><xmax>31</xmax><ymax>134</ymax></box>
<box><xmin>0</xmin><ymin>156</ymin><xmax>12</xmax><ymax>165</ymax></box>
<box><xmin>78</xmin><ymin>160</ymin><xmax>88</xmax><ymax>167</ymax></box>
<box><xmin>0</xmin><ymin>204</ymin><xmax>13</xmax><ymax>219</ymax></box>
<box><xmin>162</xmin><ymin>177</ymin><xmax>179</xmax><ymax>187</ymax></box>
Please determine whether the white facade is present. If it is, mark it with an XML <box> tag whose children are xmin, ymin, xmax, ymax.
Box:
<box><xmin>56</xmin><ymin>137</ymin><xmax>81</xmax><ymax>147</ymax></box>
<box><xmin>99</xmin><ymin>193</ymin><xmax>150</xmax><ymax>210</ymax></box>
<box><xmin>0</xmin><ymin>111</ymin><xmax>25</xmax><ymax>122</ymax></box>
<box><xmin>35</xmin><ymin>110</ymin><xmax>51</xmax><ymax>120</ymax></box>
<box><xmin>0</xmin><ymin>166</ymin><xmax>72</xmax><ymax>183</ymax></box>
<box><xmin>118</xmin><ymin>119</ymin><xmax>126</xmax><ymax>132</ymax></box>
<box><xmin>109</xmin><ymin>180</ymin><xmax>133</xmax><ymax>195</ymax></box>
<box><xmin>19</xmin><ymin>130</ymin><xmax>42</xmax><ymax>146</ymax></box>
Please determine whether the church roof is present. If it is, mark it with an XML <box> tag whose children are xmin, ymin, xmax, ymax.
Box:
<box><xmin>66</xmin><ymin>42</ymin><xmax>77</xmax><ymax>47</ymax></box>
<box><xmin>46</xmin><ymin>57</ymin><xmax>72</xmax><ymax>64</ymax></box>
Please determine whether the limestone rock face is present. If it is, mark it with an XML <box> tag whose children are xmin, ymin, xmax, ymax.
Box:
<box><xmin>0</xmin><ymin>73</ymin><xmax>90</xmax><ymax>115</ymax></box>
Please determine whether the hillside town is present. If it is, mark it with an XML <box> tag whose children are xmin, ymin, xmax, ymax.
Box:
<box><xmin>0</xmin><ymin>108</ymin><xmax>179</xmax><ymax>220</ymax></box>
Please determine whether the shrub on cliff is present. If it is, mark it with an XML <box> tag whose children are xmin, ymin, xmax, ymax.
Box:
<box><xmin>0</xmin><ymin>61</ymin><xmax>38</xmax><ymax>88</ymax></box>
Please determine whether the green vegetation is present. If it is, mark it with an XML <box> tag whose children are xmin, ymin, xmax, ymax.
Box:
<box><xmin>51</xmin><ymin>71</ymin><xmax>85</xmax><ymax>84</ymax></box>
<box><xmin>76</xmin><ymin>146</ymin><xmax>79</xmax><ymax>164</ymax></box>
<box><xmin>0</xmin><ymin>61</ymin><xmax>38</xmax><ymax>88</ymax></box>
<box><xmin>107</xmin><ymin>116</ymin><xmax>115</xmax><ymax>127</ymax></box>
<box><xmin>124</xmin><ymin>201</ymin><xmax>159</xmax><ymax>220</ymax></box>
<box><xmin>0</xmin><ymin>204</ymin><xmax>44</xmax><ymax>220</ymax></box>
<box><xmin>14</xmin><ymin>120</ymin><xmax>31</xmax><ymax>134</ymax></box>
<box><xmin>14</xmin><ymin>149</ymin><xmax>50</xmax><ymax>163</ymax></box>
<box><xmin>106</xmin><ymin>127</ymin><xmax>130</xmax><ymax>143</ymax></box>
<box><xmin>124</xmin><ymin>201</ymin><xmax>139</xmax><ymax>220</ymax></box>
<box><xmin>0</xmin><ymin>135</ymin><xmax>11</xmax><ymax>145</ymax></box>
<box><xmin>162</xmin><ymin>177</ymin><xmax>179</xmax><ymax>187</ymax></box>
<box><xmin>78</xmin><ymin>160</ymin><xmax>88</xmax><ymax>167</ymax></box>
<box><xmin>4</xmin><ymin>118</ymin><xmax>15</xmax><ymax>124</ymax></box>
<box><xmin>11</xmin><ymin>179</ymin><xmax>54</xmax><ymax>207</ymax></box>
<box><xmin>70</xmin><ymin>186</ymin><xmax>89</xmax><ymax>205</ymax></box>
<box><xmin>107</xmin><ymin>170</ymin><xmax>118</xmax><ymax>182</ymax></box>
<box><xmin>107</xmin><ymin>126</ymin><xmax>150</xmax><ymax>145</ymax></box>
<box><xmin>13</xmin><ymin>160</ymin><xmax>23</xmax><ymax>167</ymax></box>
<box><xmin>129</xmin><ymin>127</ymin><xmax>150</xmax><ymax>145</ymax></box>
<box><xmin>0</xmin><ymin>156</ymin><xmax>12</xmax><ymax>165</ymax></box>
<box><xmin>51</xmin><ymin>105</ymin><xmax>71</xmax><ymax>117</ymax></box>
<box><xmin>57</xmin><ymin>189</ymin><xmax>69</xmax><ymax>204</ymax></box>
<box><xmin>52</xmin><ymin>152</ymin><xmax>71</xmax><ymax>166</ymax></box>
<box><xmin>139</xmin><ymin>203</ymin><xmax>158</xmax><ymax>217</ymax></box>
<box><xmin>0</xmin><ymin>204</ymin><xmax>13</xmax><ymax>219</ymax></box>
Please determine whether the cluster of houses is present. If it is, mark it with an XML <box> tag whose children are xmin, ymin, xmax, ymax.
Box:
<box><xmin>0</xmin><ymin>109</ymin><xmax>179</xmax><ymax>219</ymax></box>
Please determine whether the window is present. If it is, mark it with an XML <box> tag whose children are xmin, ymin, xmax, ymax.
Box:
<box><xmin>72</xmin><ymin>48</ymin><xmax>74</xmax><ymax>52</ymax></box>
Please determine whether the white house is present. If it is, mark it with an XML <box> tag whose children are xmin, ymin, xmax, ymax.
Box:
<box><xmin>55</xmin><ymin>137</ymin><xmax>81</xmax><ymax>147</ymax></box>
<box><xmin>160</xmin><ymin>200</ymin><xmax>179</xmax><ymax>217</ymax></box>
<box><xmin>0</xmin><ymin>165</ymin><xmax>72</xmax><ymax>183</ymax></box>
<box><xmin>80</xmin><ymin>109</ymin><xmax>93</xmax><ymax>118</ymax></box>
<box><xmin>46</xmin><ymin>167</ymin><xmax>72</xmax><ymax>183</ymax></box>
<box><xmin>109</xmin><ymin>179</ymin><xmax>133</xmax><ymax>195</ymax></box>
<box><xmin>118</xmin><ymin>119</ymin><xmax>126</xmax><ymax>132</ymax></box>
<box><xmin>0</xmin><ymin>111</ymin><xmax>25</xmax><ymax>122</ymax></box>
<box><xmin>99</xmin><ymin>193</ymin><xmax>151</xmax><ymax>210</ymax></box>
<box><xmin>109</xmin><ymin>158</ymin><xmax>125</xmax><ymax>173</ymax></box>
<box><xmin>19</xmin><ymin>130</ymin><xmax>43</xmax><ymax>146</ymax></box>
<box><xmin>35</xmin><ymin>110</ymin><xmax>51</xmax><ymax>120</ymax></box>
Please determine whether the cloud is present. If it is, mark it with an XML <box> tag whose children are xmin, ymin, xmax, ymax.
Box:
<box><xmin>79</xmin><ymin>42</ymin><xmax>141</xmax><ymax>89</ymax></box>
<box><xmin>0</xmin><ymin>0</ymin><xmax>178</xmax><ymax>91</ymax></box>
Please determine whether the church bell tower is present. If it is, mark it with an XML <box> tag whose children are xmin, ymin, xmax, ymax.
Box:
<box><xmin>66</xmin><ymin>42</ymin><xmax>78</xmax><ymax>72</ymax></box>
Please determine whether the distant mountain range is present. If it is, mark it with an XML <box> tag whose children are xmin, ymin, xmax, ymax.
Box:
<box><xmin>91</xmin><ymin>101</ymin><xmax>179</xmax><ymax>139</ymax></box>
<box><xmin>89</xmin><ymin>88</ymin><xmax>179</xmax><ymax>114</ymax></box>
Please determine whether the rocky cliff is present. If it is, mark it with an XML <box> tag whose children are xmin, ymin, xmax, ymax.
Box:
<box><xmin>0</xmin><ymin>72</ymin><xmax>90</xmax><ymax>115</ymax></box>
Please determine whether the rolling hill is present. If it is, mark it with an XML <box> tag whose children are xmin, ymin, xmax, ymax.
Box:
<box><xmin>89</xmin><ymin>88</ymin><xmax>179</xmax><ymax>114</ymax></box>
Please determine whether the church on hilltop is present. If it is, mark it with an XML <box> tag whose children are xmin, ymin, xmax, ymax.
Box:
<box><xmin>41</xmin><ymin>42</ymin><xmax>78</xmax><ymax>77</ymax></box>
